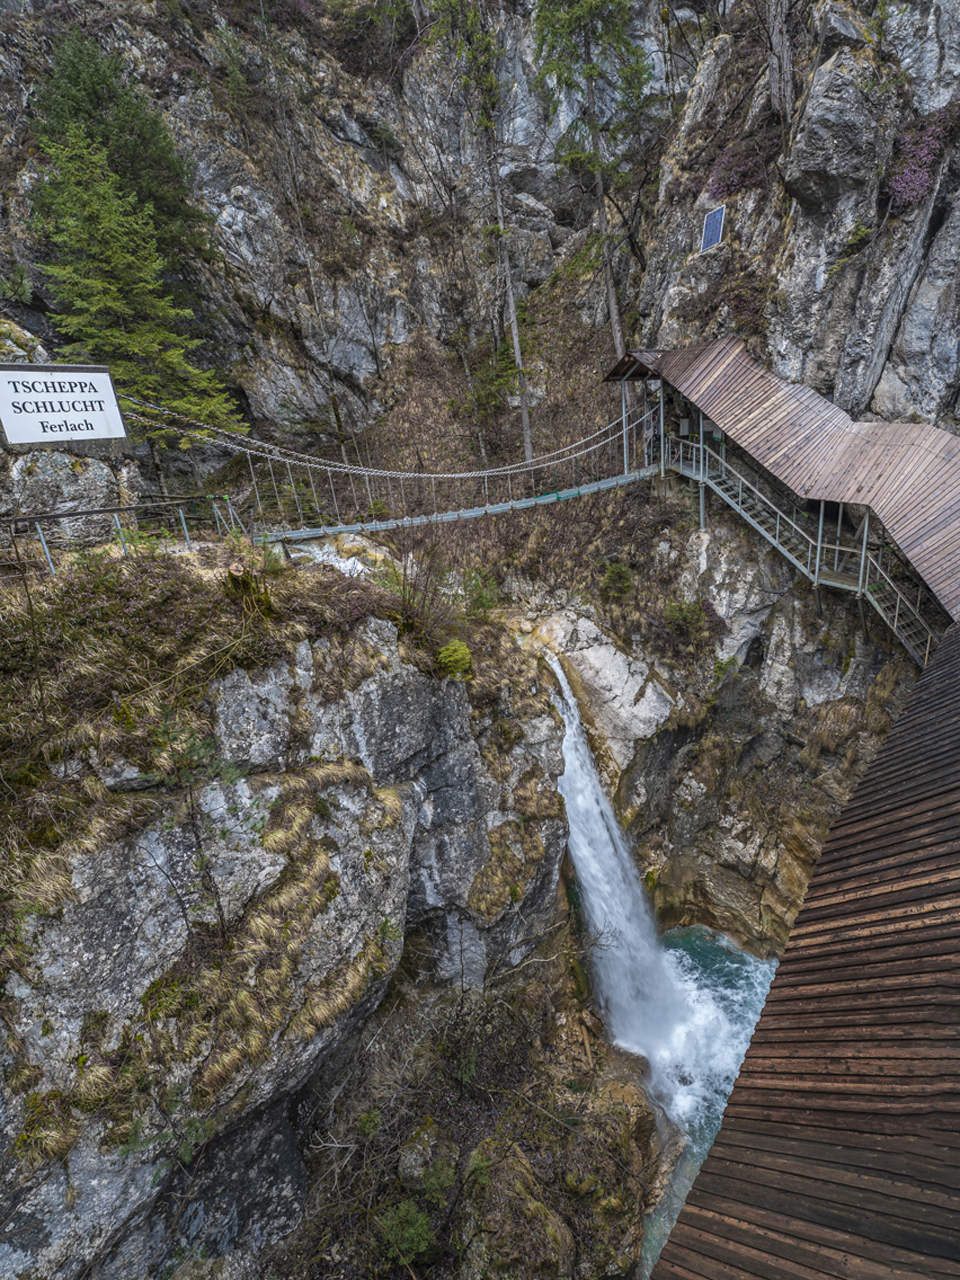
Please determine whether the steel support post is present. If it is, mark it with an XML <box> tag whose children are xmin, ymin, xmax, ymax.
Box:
<box><xmin>699</xmin><ymin>482</ymin><xmax>706</xmax><ymax>531</ymax></box>
<box><xmin>35</xmin><ymin>523</ymin><xmax>55</xmax><ymax>576</ymax></box>
<box><xmin>835</xmin><ymin>501</ymin><xmax>843</xmax><ymax>571</ymax></box>
<box><xmin>113</xmin><ymin>513</ymin><xmax>129</xmax><ymax>557</ymax></box>
<box><xmin>659</xmin><ymin>382</ymin><xmax>665</xmax><ymax>479</ymax></box>
<box><xmin>857</xmin><ymin>510</ymin><xmax>870</xmax><ymax>596</ymax></box>
<box><xmin>622</xmin><ymin>379</ymin><xmax>629</xmax><ymax>475</ymax></box>
<box><xmin>814</xmin><ymin>500</ymin><xmax>825</xmax><ymax>586</ymax></box>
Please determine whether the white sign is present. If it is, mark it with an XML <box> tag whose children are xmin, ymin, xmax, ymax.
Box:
<box><xmin>0</xmin><ymin>363</ymin><xmax>127</xmax><ymax>445</ymax></box>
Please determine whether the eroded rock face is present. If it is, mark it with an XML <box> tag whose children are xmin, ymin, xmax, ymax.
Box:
<box><xmin>784</xmin><ymin>52</ymin><xmax>881</xmax><ymax>209</ymax></box>
<box><xmin>0</xmin><ymin>617</ymin><xmax>566</xmax><ymax>1280</ymax></box>
<box><xmin>637</xmin><ymin>0</ymin><xmax>960</xmax><ymax>427</ymax></box>
<box><xmin>0</xmin><ymin>447</ymin><xmax>142</xmax><ymax>546</ymax></box>
<box><xmin>522</xmin><ymin>514</ymin><xmax>915</xmax><ymax>958</ymax></box>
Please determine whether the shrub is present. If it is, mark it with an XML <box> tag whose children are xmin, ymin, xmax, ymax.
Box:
<box><xmin>664</xmin><ymin>599</ymin><xmax>705</xmax><ymax>634</ymax></box>
<box><xmin>705</xmin><ymin>116</ymin><xmax>780</xmax><ymax>201</ymax></box>
<box><xmin>600</xmin><ymin>561</ymin><xmax>632</xmax><ymax>600</ymax></box>
<box><xmin>887</xmin><ymin>101</ymin><xmax>960</xmax><ymax>214</ymax></box>
<box><xmin>673</xmin><ymin>257</ymin><xmax>775</xmax><ymax>340</ymax></box>
<box><xmin>437</xmin><ymin>640</ymin><xmax>472</xmax><ymax>679</ymax></box>
<box><xmin>379</xmin><ymin>1199</ymin><xmax>434</xmax><ymax>1265</ymax></box>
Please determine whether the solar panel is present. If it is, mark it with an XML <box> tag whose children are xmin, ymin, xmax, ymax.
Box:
<box><xmin>701</xmin><ymin>205</ymin><xmax>725</xmax><ymax>253</ymax></box>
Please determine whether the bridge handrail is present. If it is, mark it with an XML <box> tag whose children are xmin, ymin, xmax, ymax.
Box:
<box><xmin>670</xmin><ymin>438</ymin><xmax>829</xmax><ymax>559</ymax></box>
<box><xmin>123</xmin><ymin>400</ymin><xmax>660</xmax><ymax>484</ymax></box>
<box><xmin>667</xmin><ymin>437</ymin><xmax>946</xmax><ymax>664</ymax></box>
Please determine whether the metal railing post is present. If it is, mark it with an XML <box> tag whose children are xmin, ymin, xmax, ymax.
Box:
<box><xmin>179</xmin><ymin>508</ymin><xmax>192</xmax><ymax>550</ymax></box>
<box><xmin>113</xmin><ymin>513</ymin><xmax>129</xmax><ymax>557</ymax></box>
<box><xmin>659</xmin><ymin>382</ymin><xmax>665</xmax><ymax>479</ymax></box>
<box><xmin>857</xmin><ymin>511</ymin><xmax>870</xmax><ymax>595</ymax></box>
<box><xmin>36</xmin><ymin>523</ymin><xmax>55</xmax><ymax>576</ymax></box>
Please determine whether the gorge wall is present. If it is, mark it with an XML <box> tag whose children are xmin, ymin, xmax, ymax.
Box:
<box><xmin>0</xmin><ymin>561</ymin><xmax>571</xmax><ymax>1278</ymax></box>
<box><xmin>3</xmin><ymin>0</ymin><xmax>960</xmax><ymax>455</ymax></box>
<box><xmin>1</xmin><ymin>0</ymin><xmax>956</xmax><ymax>1275</ymax></box>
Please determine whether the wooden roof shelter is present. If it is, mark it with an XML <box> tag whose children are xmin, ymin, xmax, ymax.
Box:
<box><xmin>650</xmin><ymin>619</ymin><xmax>960</xmax><ymax>1279</ymax></box>
<box><xmin>607</xmin><ymin>337</ymin><xmax>960</xmax><ymax>622</ymax></box>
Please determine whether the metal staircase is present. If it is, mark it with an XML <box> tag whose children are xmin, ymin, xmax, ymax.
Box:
<box><xmin>665</xmin><ymin>437</ymin><xmax>948</xmax><ymax>668</ymax></box>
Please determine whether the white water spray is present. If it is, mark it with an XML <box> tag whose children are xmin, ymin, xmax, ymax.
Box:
<box><xmin>548</xmin><ymin>657</ymin><xmax>775</xmax><ymax>1268</ymax></box>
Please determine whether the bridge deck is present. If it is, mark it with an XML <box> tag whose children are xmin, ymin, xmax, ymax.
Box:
<box><xmin>651</xmin><ymin>622</ymin><xmax>960</xmax><ymax>1279</ymax></box>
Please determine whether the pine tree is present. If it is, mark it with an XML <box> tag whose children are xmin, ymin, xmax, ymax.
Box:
<box><xmin>36</xmin><ymin>125</ymin><xmax>241</xmax><ymax>438</ymax></box>
<box><xmin>34</xmin><ymin>30</ymin><xmax>210</xmax><ymax>274</ymax></box>
<box><xmin>534</xmin><ymin>0</ymin><xmax>652</xmax><ymax>360</ymax></box>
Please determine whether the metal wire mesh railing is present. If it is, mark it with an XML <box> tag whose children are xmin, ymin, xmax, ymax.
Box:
<box><xmin>3</xmin><ymin>401</ymin><xmax>661</xmax><ymax>573</ymax></box>
<box><xmin>121</xmin><ymin>400</ymin><xmax>661</xmax><ymax>540</ymax></box>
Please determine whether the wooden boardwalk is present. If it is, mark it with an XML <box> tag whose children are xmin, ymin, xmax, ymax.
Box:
<box><xmin>650</xmin><ymin>620</ymin><xmax>960</xmax><ymax>1279</ymax></box>
<box><xmin>608</xmin><ymin>337</ymin><xmax>960</xmax><ymax>622</ymax></box>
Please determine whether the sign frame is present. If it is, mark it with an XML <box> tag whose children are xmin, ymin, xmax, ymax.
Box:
<box><xmin>0</xmin><ymin>362</ymin><xmax>129</xmax><ymax>450</ymax></box>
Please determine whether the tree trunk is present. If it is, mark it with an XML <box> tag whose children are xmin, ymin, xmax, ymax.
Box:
<box><xmin>767</xmin><ymin>0</ymin><xmax>794</xmax><ymax>121</ymax></box>
<box><xmin>487</xmin><ymin>131</ymin><xmax>533</xmax><ymax>464</ymax></box>
<box><xmin>584</xmin><ymin>49</ymin><xmax>632</xmax><ymax>412</ymax></box>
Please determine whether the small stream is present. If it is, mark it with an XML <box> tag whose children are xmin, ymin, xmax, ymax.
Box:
<box><xmin>549</xmin><ymin>659</ymin><xmax>776</xmax><ymax>1275</ymax></box>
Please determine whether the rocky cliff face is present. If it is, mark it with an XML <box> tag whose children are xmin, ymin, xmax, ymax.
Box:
<box><xmin>4</xmin><ymin>1</ymin><xmax>958</xmax><ymax>444</ymax></box>
<box><xmin>0</xmin><ymin>580</ymin><xmax>566</xmax><ymax>1279</ymax></box>
<box><xmin>520</xmin><ymin>504</ymin><xmax>915</xmax><ymax>957</ymax></box>
<box><xmin>638</xmin><ymin>1</ymin><xmax>960</xmax><ymax>428</ymax></box>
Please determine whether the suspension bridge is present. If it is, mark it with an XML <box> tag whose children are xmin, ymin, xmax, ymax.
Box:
<box><xmin>21</xmin><ymin>336</ymin><xmax>955</xmax><ymax>673</ymax></box>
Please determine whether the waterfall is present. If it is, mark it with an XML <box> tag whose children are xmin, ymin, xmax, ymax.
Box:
<box><xmin>549</xmin><ymin>657</ymin><xmax>776</xmax><ymax>1270</ymax></box>
<box><xmin>550</xmin><ymin>658</ymin><xmax>691</xmax><ymax>1104</ymax></box>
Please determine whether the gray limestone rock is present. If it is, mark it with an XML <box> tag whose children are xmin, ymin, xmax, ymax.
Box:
<box><xmin>784</xmin><ymin>53</ymin><xmax>881</xmax><ymax>208</ymax></box>
<box><xmin>1</xmin><ymin>611</ymin><xmax>567</xmax><ymax>1279</ymax></box>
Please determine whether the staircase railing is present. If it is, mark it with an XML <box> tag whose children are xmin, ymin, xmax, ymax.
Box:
<box><xmin>664</xmin><ymin>435</ymin><xmax>947</xmax><ymax>667</ymax></box>
<box><xmin>862</xmin><ymin>552</ymin><xmax>944</xmax><ymax>668</ymax></box>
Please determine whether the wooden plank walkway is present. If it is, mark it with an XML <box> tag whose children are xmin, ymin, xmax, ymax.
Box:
<box><xmin>650</xmin><ymin>621</ymin><xmax>960</xmax><ymax>1279</ymax></box>
<box><xmin>608</xmin><ymin>338</ymin><xmax>960</xmax><ymax>622</ymax></box>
